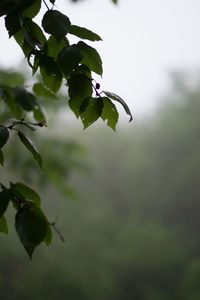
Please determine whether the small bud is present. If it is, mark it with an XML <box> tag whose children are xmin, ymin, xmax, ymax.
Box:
<box><xmin>37</xmin><ymin>122</ymin><xmax>44</xmax><ymax>127</ymax></box>
<box><xmin>96</xmin><ymin>83</ymin><xmax>100</xmax><ymax>90</ymax></box>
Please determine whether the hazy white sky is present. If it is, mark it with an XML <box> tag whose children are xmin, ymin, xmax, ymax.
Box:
<box><xmin>1</xmin><ymin>0</ymin><xmax>200</xmax><ymax>117</ymax></box>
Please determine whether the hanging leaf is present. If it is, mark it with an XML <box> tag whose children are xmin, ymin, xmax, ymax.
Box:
<box><xmin>77</xmin><ymin>41</ymin><xmax>103</xmax><ymax>75</ymax></box>
<box><xmin>17</xmin><ymin>0</ymin><xmax>37</xmax><ymax>11</ymax></box>
<box><xmin>39</xmin><ymin>56</ymin><xmax>62</xmax><ymax>94</ymax></box>
<box><xmin>13</xmin><ymin>87</ymin><xmax>36</xmax><ymax>111</ymax></box>
<box><xmin>0</xmin><ymin>0</ymin><xmax>17</xmax><ymax>17</ymax></box>
<box><xmin>0</xmin><ymin>127</ymin><xmax>9</xmax><ymax>149</ymax></box>
<box><xmin>79</xmin><ymin>96</ymin><xmax>90</xmax><ymax>115</ymax></box>
<box><xmin>78</xmin><ymin>64</ymin><xmax>92</xmax><ymax>79</ymax></box>
<box><xmin>101</xmin><ymin>97</ymin><xmax>119</xmax><ymax>131</ymax></box>
<box><xmin>33</xmin><ymin>82</ymin><xmax>55</xmax><ymax>99</ymax></box>
<box><xmin>33</xmin><ymin>105</ymin><xmax>46</xmax><ymax>123</ymax></box>
<box><xmin>22</xmin><ymin>0</ymin><xmax>41</xmax><ymax>18</ymax></box>
<box><xmin>32</xmin><ymin>51</ymin><xmax>42</xmax><ymax>75</ymax></box>
<box><xmin>0</xmin><ymin>189</ymin><xmax>12</xmax><ymax>217</ymax></box>
<box><xmin>10</xmin><ymin>182</ymin><xmax>41</xmax><ymax>207</ymax></box>
<box><xmin>43</xmin><ymin>223</ymin><xmax>52</xmax><ymax>247</ymax></box>
<box><xmin>69</xmin><ymin>25</ymin><xmax>102</xmax><ymax>42</ymax></box>
<box><xmin>5</xmin><ymin>10</ymin><xmax>22</xmax><ymax>38</ymax></box>
<box><xmin>0</xmin><ymin>150</ymin><xmax>4</xmax><ymax>166</ymax></box>
<box><xmin>42</xmin><ymin>10</ymin><xmax>71</xmax><ymax>41</ymax></box>
<box><xmin>14</xmin><ymin>30</ymin><xmax>34</xmax><ymax>57</ymax></box>
<box><xmin>80</xmin><ymin>97</ymin><xmax>103</xmax><ymax>129</ymax></box>
<box><xmin>1</xmin><ymin>86</ymin><xmax>23</xmax><ymax>119</ymax></box>
<box><xmin>23</xmin><ymin>18</ymin><xmax>46</xmax><ymax>49</ymax></box>
<box><xmin>68</xmin><ymin>72</ymin><xmax>93</xmax><ymax>117</ymax></box>
<box><xmin>15</xmin><ymin>206</ymin><xmax>48</xmax><ymax>258</ymax></box>
<box><xmin>18</xmin><ymin>131</ymin><xmax>43</xmax><ymax>169</ymax></box>
<box><xmin>0</xmin><ymin>216</ymin><xmax>8</xmax><ymax>234</ymax></box>
<box><xmin>46</xmin><ymin>35</ymin><xmax>67</xmax><ymax>58</ymax></box>
<box><xmin>103</xmin><ymin>91</ymin><xmax>133</xmax><ymax>122</ymax></box>
<box><xmin>57</xmin><ymin>45</ymin><xmax>83</xmax><ymax>78</ymax></box>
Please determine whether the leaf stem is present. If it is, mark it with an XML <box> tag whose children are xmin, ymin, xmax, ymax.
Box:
<box><xmin>50</xmin><ymin>222</ymin><xmax>65</xmax><ymax>242</ymax></box>
<box><xmin>43</xmin><ymin>0</ymin><xmax>50</xmax><ymax>10</ymax></box>
<box><xmin>4</xmin><ymin>119</ymin><xmax>46</xmax><ymax>131</ymax></box>
<box><xmin>91</xmin><ymin>79</ymin><xmax>102</xmax><ymax>97</ymax></box>
<box><xmin>81</xmin><ymin>72</ymin><xmax>102</xmax><ymax>98</ymax></box>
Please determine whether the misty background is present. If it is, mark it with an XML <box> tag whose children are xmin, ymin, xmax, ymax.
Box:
<box><xmin>1</xmin><ymin>0</ymin><xmax>200</xmax><ymax>299</ymax></box>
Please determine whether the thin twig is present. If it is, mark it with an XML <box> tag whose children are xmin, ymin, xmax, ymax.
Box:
<box><xmin>50</xmin><ymin>222</ymin><xmax>65</xmax><ymax>242</ymax></box>
<box><xmin>43</xmin><ymin>0</ymin><xmax>50</xmax><ymax>10</ymax></box>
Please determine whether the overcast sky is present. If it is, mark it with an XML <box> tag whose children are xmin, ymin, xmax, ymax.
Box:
<box><xmin>1</xmin><ymin>0</ymin><xmax>200</xmax><ymax>117</ymax></box>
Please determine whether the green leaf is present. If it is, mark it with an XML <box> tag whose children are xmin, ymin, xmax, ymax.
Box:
<box><xmin>0</xmin><ymin>71</ymin><xmax>25</xmax><ymax>86</ymax></box>
<box><xmin>43</xmin><ymin>223</ymin><xmax>52</xmax><ymax>247</ymax></box>
<box><xmin>33</xmin><ymin>82</ymin><xmax>55</xmax><ymax>99</ymax></box>
<box><xmin>69</xmin><ymin>25</ymin><xmax>102</xmax><ymax>42</ymax></box>
<box><xmin>101</xmin><ymin>97</ymin><xmax>119</xmax><ymax>131</ymax></box>
<box><xmin>1</xmin><ymin>86</ymin><xmax>23</xmax><ymax>119</ymax></box>
<box><xmin>23</xmin><ymin>33</ymin><xmax>36</xmax><ymax>50</ymax></box>
<box><xmin>0</xmin><ymin>216</ymin><xmax>8</xmax><ymax>234</ymax></box>
<box><xmin>78</xmin><ymin>64</ymin><xmax>92</xmax><ymax>78</ymax></box>
<box><xmin>0</xmin><ymin>0</ymin><xmax>16</xmax><ymax>17</ymax></box>
<box><xmin>5</xmin><ymin>10</ymin><xmax>22</xmax><ymax>38</ymax></box>
<box><xmin>103</xmin><ymin>91</ymin><xmax>133</xmax><ymax>122</ymax></box>
<box><xmin>0</xmin><ymin>150</ymin><xmax>4</xmax><ymax>166</ymax></box>
<box><xmin>46</xmin><ymin>35</ymin><xmax>67</xmax><ymax>58</ymax></box>
<box><xmin>0</xmin><ymin>189</ymin><xmax>12</xmax><ymax>217</ymax></box>
<box><xmin>79</xmin><ymin>96</ymin><xmax>90</xmax><ymax>115</ymax></box>
<box><xmin>0</xmin><ymin>127</ymin><xmax>9</xmax><ymax>149</ymax></box>
<box><xmin>42</xmin><ymin>10</ymin><xmax>71</xmax><ymax>41</ymax></box>
<box><xmin>18</xmin><ymin>131</ymin><xmax>43</xmax><ymax>169</ymax></box>
<box><xmin>57</xmin><ymin>45</ymin><xmax>83</xmax><ymax>78</ymax></box>
<box><xmin>17</xmin><ymin>0</ymin><xmax>37</xmax><ymax>11</ymax></box>
<box><xmin>22</xmin><ymin>0</ymin><xmax>41</xmax><ymax>18</ymax></box>
<box><xmin>23</xmin><ymin>18</ymin><xmax>46</xmax><ymax>49</ymax></box>
<box><xmin>33</xmin><ymin>106</ymin><xmax>46</xmax><ymax>123</ymax></box>
<box><xmin>80</xmin><ymin>98</ymin><xmax>103</xmax><ymax>129</ymax></box>
<box><xmin>77</xmin><ymin>41</ymin><xmax>103</xmax><ymax>75</ymax></box>
<box><xmin>15</xmin><ymin>206</ymin><xmax>48</xmax><ymax>258</ymax></box>
<box><xmin>68</xmin><ymin>72</ymin><xmax>93</xmax><ymax>117</ymax></box>
<box><xmin>14</xmin><ymin>30</ymin><xmax>34</xmax><ymax>57</ymax></box>
<box><xmin>11</xmin><ymin>182</ymin><xmax>41</xmax><ymax>207</ymax></box>
<box><xmin>13</xmin><ymin>87</ymin><xmax>36</xmax><ymax>111</ymax></box>
<box><xmin>39</xmin><ymin>56</ymin><xmax>62</xmax><ymax>93</ymax></box>
<box><xmin>14</xmin><ymin>30</ymin><xmax>26</xmax><ymax>50</ymax></box>
<box><xmin>32</xmin><ymin>51</ymin><xmax>42</xmax><ymax>75</ymax></box>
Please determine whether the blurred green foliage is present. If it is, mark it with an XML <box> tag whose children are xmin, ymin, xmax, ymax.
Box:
<box><xmin>0</xmin><ymin>71</ymin><xmax>200</xmax><ymax>298</ymax></box>
<box><xmin>0</xmin><ymin>67</ymin><xmax>87</xmax><ymax>197</ymax></box>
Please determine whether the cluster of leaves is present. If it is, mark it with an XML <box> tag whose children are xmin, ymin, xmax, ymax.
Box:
<box><xmin>0</xmin><ymin>0</ymin><xmax>132</xmax><ymax>257</ymax></box>
<box><xmin>1</xmin><ymin>0</ymin><xmax>132</xmax><ymax>130</ymax></box>
<box><xmin>0</xmin><ymin>181</ymin><xmax>52</xmax><ymax>258</ymax></box>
